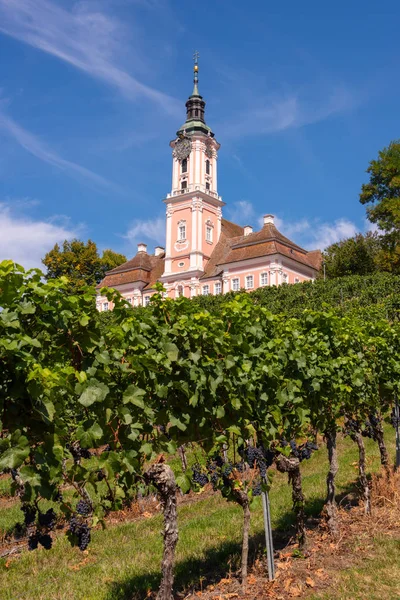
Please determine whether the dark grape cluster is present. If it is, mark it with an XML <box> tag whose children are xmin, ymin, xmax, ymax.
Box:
<box><xmin>66</xmin><ymin>441</ymin><xmax>92</xmax><ymax>463</ymax></box>
<box><xmin>69</xmin><ymin>517</ymin><xmax>91</xmax><ymax>551</ymax></box>
<box><xmin>96</xmin><ymin>469</ymin><xmax>106</xmax><ymax>481</ymax></box>
<box><xmin>28</xmin><ymin>533</ymin><xmax>52</xmax><ymax>551</ymax></box>
<box><xmin>285</xmin><ymin>439</ymin><xmax>318</xmax><ymax>462</ymax></box>
<box><xmin>244</xmin><ymin>445</ymin><xmax>274</xmax><ymax>477</ymax></box>
<box><xmin>343</xmin><ymin>419</ymin><xmax>361</xmax><ymax>440</ymax></box>
<box><xmin>362</xmin><ymin>415</ymin><xmax>380</xmax><ymax>440</ymax></box>
<box><xmin>76</xmin><ymin>500</ymin><xmax>91</xmax><ymax>516</ymax></box>
<box><xmin>233</xmin><ymin>461</ymin><xmax>245</xmax><ymax>473</ymax></box>
<box><xmin>53</xmin><ymin>490</ymin><xmax>63</xmax><ymax>502</ymax></box>
<box><xmin>21</xmin><ymin>503</ymin><xmax>36</xmax><ymax>526</ymax></box>
<box><xmin>38</xmin><ymin>508</ymin><xmax>57</xmax><ymax>529</ymax></box>
<box><xmin>252</xmin><ymin>482</ymin><xmax>262</xmax><ymax>496</ymax></box>
<box><xmin>191</xmin><ymin>463</ymin><xmax>209</xmax><ymax>487</ymax></box>
<box><xmin>391</xmin><ymin>406</ymin><xmax>400</xmax><ymax>429</ymax></box>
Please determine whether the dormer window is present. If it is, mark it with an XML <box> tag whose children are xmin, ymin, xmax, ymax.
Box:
<box><xmin>206</xmin><ymin>159</ymin><xmax>210</xmax><ymax>175</ymax></box>
<box><xmin>178</xmin><ymin>221</ymin><xmax>186</xmax><ymax>241</ymax></box>
<box><xmin>181</xmin><ymin>158</ymin><xmax>187</xmax><ymax>173</ymax></box>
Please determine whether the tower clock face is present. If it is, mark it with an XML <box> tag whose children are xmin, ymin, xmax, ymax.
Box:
<box><xmin>205</xmin><ymin>138</ymin><xmax>213</xmax><ymax>158</ymax></box>
<box><xmin>173</xmin><ymin>137</ymin><xmax>192</xmax><ymax>161</ymax></box>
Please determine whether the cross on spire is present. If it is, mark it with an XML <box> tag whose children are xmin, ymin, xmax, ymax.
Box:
<box><xmin>193</xmin><ymin>50</ymin><xmax>199</xmax><ymax>65</ymax></box>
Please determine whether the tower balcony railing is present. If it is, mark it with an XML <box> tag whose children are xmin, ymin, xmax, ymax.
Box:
<box><xmin>166</xmin><ymin>184</ymin><xmax>221</xmax><ymax>201</ymax></box>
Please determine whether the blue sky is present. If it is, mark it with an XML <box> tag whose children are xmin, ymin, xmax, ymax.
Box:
<box><xmin>0</xmin><ymin>0</ymin><xmax>399</xmax><ymax>268</ymax></box>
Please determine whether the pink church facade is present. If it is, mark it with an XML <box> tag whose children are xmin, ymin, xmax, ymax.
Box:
<box><xmin>97</xmin><ymin>60</ymin><xmax>321</xmax><ymax>311</ymax></box>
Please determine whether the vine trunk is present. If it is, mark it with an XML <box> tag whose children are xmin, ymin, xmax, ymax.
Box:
<box><xmin>354</xmin><ymin>431</ymin><xmax>371</xmax><ymax>514</ymax></box>
<box><xmin>145</xmin><ymin>463</ymin><xmax>178</xmax><ymax>600</ymax></box>
<box><xmin>325</xmin><ymin>427</ymin><xmax>339</xmax><ymax>537</ymax></box>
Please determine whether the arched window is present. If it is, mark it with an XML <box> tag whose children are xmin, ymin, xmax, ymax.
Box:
<box><xmin>181</xmin><ymin>158</ymin><xmax>187</xmax><ymax>173</ymax></box>
<box><xmin>195</xmin><ymin>109</ymin><xmax>199</xmax><ymax>117</ymax></box>
<box><xmin>177</xmin><ymin>285</ymin><xmax>184</xmax><ymax>297</ymax></box>
<box><xmin>205</xmin><ymin>159</ymin><xmax>210</xmax><ymax>175</ymax></box>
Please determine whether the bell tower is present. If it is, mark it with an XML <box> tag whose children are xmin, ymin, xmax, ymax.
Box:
<box><xmin>162</xmin><ymin>53</ymin><xmax>225</xmax><ymax>294</ymax></box>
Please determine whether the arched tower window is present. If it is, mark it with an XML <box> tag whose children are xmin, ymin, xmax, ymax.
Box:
<box><xmin>205</xmin><ymin>159</ymin><xmax>210</xmax><ymax>175</ymax></box>
<box><xmin>181</xmin><ymin>158</ymin><xmax>187</xmax><ymax>173</ymax></box>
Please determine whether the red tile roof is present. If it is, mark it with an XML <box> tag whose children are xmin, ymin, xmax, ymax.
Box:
<box><xmin>97</xmin><ymin>219</ymin><xmax>321</xmax><ymax>291</ymax></box>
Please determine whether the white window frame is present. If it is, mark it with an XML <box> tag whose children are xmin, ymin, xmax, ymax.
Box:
<box><xmin>206</xmin><ymin>225</ymin><xmax>213</xmax><ymax>243</ymax></box>
<box><xmin>178</xmin><ymin>221</ymin><xmax>186</xmax><ymax>241</ymax></box>
<box><xmin>214</xmin><ymin>282</ymin><xmax>221</xmax><ymax>295</ymax></box>
<box><xmin>144</xmin><ymin>296</ymin><xmax>151</xmax><ymax>306</ymax></box>
<box><xmin>102</xmin><ymin>302</ymin><xmax>109</xmax><ymax>311</ymax></box>
<box><xmin>232</xmin><ymin>278</ymin><xmax>240</xmax><ymax>292</ymax></box>
<box><xmin>126</xmin><ymin>297</ymin><xmax>132</xmax><ymax>304</ymax></box>
<box><xmin>202</xmin><ymin>284</ymin><xmax>210</xmax><ymax>296</ymax></box>
<box><xmin>245</xmin><ymin>275</ymin><xmax>254</xmax><ymax>290</ymax></box>
<box><xmin>282</xmin><ymin>272</ymin><xmax>288</xmax><ymax>284</ymax></box>
<box><xmin>294</xmin><ymin>277</ymin><xmax>300</xmax><ymax>284</ymax></box>
<box><xmin>176</xmin><ymin>285</ymin><xmax>184</xmax><ymax>298</ymax></box>
<box><xmin>260</xmin><ymin>272</ymin><xmax>268</xmax><ymax>287</ymax></box>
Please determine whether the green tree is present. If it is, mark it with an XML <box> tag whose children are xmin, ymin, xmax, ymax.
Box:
<box><xmin>321</xmin><ymin>232</ymin><xmax>379</xmax><ymax>279</ymax></box>
<box><xmin>42</xmin><ymin>240</ymin><xmax>126</xmax><ymax>290</ymax></box>
<box><xmin>100</xmin><ymin>248</ymin><xmax>127</xmax><ymax>274</ymax></box>
<box><xmin>360</xmin><ymin>140</ymin><xmax>400</xmax><ymax>272</ymax></box>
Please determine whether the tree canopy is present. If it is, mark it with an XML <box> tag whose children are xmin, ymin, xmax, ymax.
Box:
<box><xmin>321</xmin><ymin>232</ymin><xmax>379</xmax><ymax>279</ymax></box>
<box><xmin>42</xmin><ymin>239</ymin><xmax>126</xmax><ymax>290</ymax></box>
<box><xmin>360</xmin><ymin>140</ymin><xmax>400</xmax><ymax>273</ymax></box>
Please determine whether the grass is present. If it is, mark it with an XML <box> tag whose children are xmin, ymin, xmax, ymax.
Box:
<box><xmin>0</xmin><ymin>427</ymin><xmax>397</xmax><ymax>600</ymax></box>
<box><xmin>310</xmin><ymin>536</ymin><xmax>400</xmax><ymax>600</ymax></box>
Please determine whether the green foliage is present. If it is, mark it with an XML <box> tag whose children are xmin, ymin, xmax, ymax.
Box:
<box><xmin>360</xmin><ymin>140</ymin><xmax>400</xmax><ymax>273</ymax></box>
<box><xmin>322</xmin><ymin>232</ymin><xmax>379</xmax><ymax>279</ymax></box>
<box><xmin>192</xmin><ymin>272</ymin><xmax>400</xmax><ymax>321</ymax></box>
<box><xmin>1</xmin><ymin>259</ymin><xmax>400</xmax><ymax>590</ymax></box>
<box><xmin>42</xmin><ymin>239</ymin><xmax>126</xmax><ymax>291</ymax></box>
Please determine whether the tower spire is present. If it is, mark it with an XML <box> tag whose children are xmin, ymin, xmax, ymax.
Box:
<box><xmin>192</xmin><ymin>50</ymin><xmax>200</xmax><ymax>96</ymax></box>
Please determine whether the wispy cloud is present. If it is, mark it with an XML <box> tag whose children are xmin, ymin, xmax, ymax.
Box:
<box><xmin>226</xmin><ymin>200</ymin><xmax>256</xmax><ymax>226</ymax></box>
<box><xmin>0</xmin><ymin>0</ymin><xmax>180</xmax><ymax>115</ymax></box>
<box><xmin>275</xmin><ymin>215</ymin><xmax>359</xmax><ymax>251</ymax></box>
<box><xmin>219</xmin><ymin>84</ymin><xmax>357</xmax><ymax>139</ymax></box>
<box><xmin>0</xmin><ymin>103</ymin><xmax>119</xmax><ymax>191</ymax></box>
<box><xmin>123</xmin><ymin>215</ymin><xmax>165</xmax><ymax>251</ymax></box>
<box><xmin>0</xmin><ymin>200</ymin><xmax>81</xmax><ymax>269</ymax></box>
<box><xmin>226</xmin><ymin>200</ymin><xmax>360</xmax><ymax>251</ymax></box>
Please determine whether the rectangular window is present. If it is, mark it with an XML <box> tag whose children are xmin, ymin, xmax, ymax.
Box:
<box><xmin>126</xmin><ymin>297</ymin><xmax>132</xmax><ymax>304</ymax></box>
<box><xmin>181</xmin><ymin>180</ymin><xmax>187</xmax><ymax>190</ymax></box>
<box><xmin>144</xmin><ymin>296</ymin><xmax>151</xmax><ymax>306</ymax></box>
<box><xmin>294</xmin><ymin>277</ymin><xmax>300</xmax><ymax>284</ymax></box>
<box><xmin>282</xmin><ymin>273</ymin><xmax>288</xmax><ymax>283</ymax></box>
<box><xmin>232</xmin><ymin>278</ymin><xmax>240</xmax><ymax>292</ymax></box>
<box><xmin>260</xmin><ymin>273</ymin><xmax>268</xmax><ymax>286</ymax></box>
<box><xmin>178</xmin><ymin>224</ymin><xmax>186</xmax><ymax>240</ymax></box>
<box><xmin>214</xmin><ymin>282</ymin><xmax>221</xmax><ymax>295</ymax></box>
<box><xmin>245</xmin><ymin>275</ymin><xmax>254</xmax><ymax>289</ymax></box>
<box><xmin>202</xmin><ymin>285</ymin><xmax>210</xmax><ymax>296</ymax></box>
<box><xmin>181</xmin><ymin>158</ymin><xmax>187</xmax><ymax>173</ymax></box>
<box><xmin>102</xmin><ymin>302</ymin><xmax>109</xmax><ymax>311</ymax></box>
<box><xmin>206</xmin><ymin>226</ymin><xmax>212</xmax><ymax>242</ymax></box>
<box><xmin>205</xmin><ymin>182</ymin><xmax>210</xmax><ymax>191</ymax></box>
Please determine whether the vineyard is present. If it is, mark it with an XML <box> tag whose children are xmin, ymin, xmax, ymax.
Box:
<box><xmin>1</xmin><ymin>260</ymin><xmax>400</xmax><ymax>599</ymax></box>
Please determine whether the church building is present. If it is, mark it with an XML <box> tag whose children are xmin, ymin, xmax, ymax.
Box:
<box><xmin>97</xmin><ymin>58</ymin><xmax>321</xmax><ymax>310</ymax></box>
